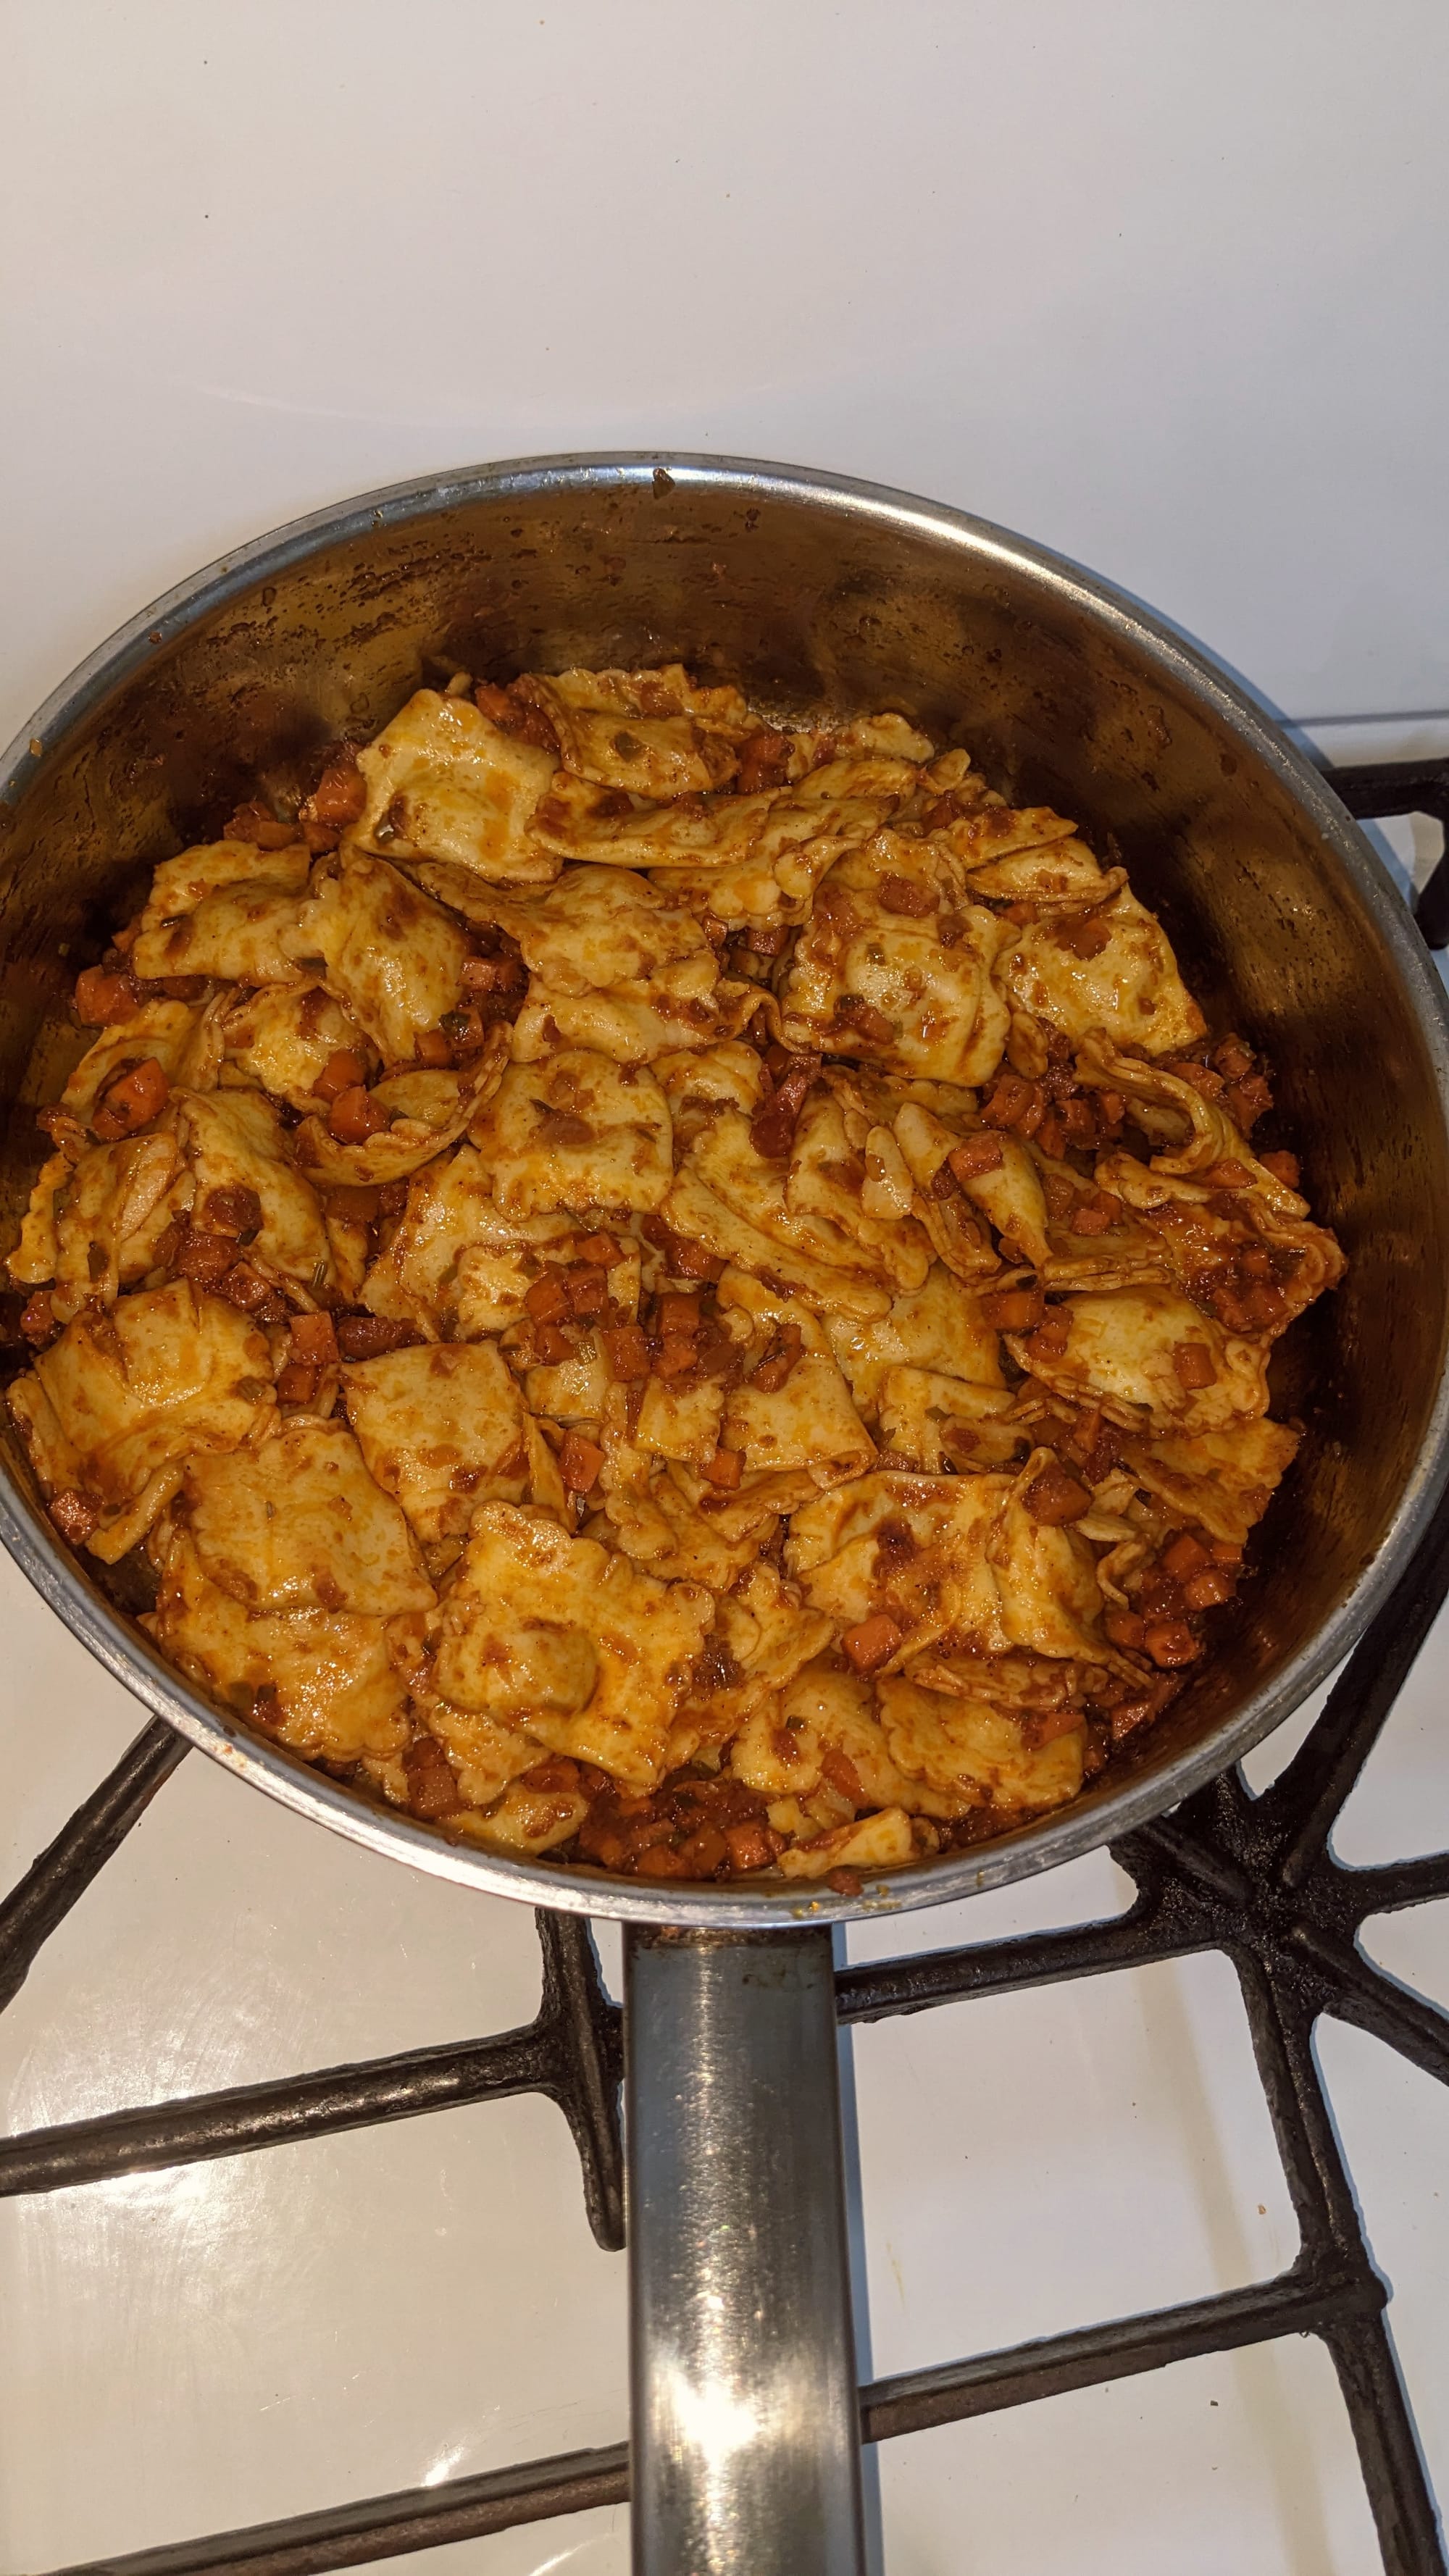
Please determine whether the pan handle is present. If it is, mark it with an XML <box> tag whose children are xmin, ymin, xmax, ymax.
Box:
<box><xmin>625</xmin><ymin>1924</ymin><xmax>867</xmax><ymax>2576</ymax></box>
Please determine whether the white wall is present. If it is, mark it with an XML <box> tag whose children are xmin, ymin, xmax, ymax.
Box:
<box><xmin>2</xmin><ymin>0</ymin><xmax>1447</xmax><ymax>744</ymax></box>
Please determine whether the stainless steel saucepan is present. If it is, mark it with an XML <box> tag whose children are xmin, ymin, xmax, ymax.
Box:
<box><xmin>3</xmin><ymin>457</ymin><xmax>1448</xmax><ymax>2575</ymax></box>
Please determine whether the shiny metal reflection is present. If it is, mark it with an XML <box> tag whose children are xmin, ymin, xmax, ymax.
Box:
<box><xmin>626</xmin><ymin>1928</ymin><xmax>865</xmax><ymax>2575</ymax></box>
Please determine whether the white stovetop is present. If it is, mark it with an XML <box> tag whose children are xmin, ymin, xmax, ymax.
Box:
<box><xmin>2</xmin><ymin>7</ymin><xmax>1448</xmax><ymax>2569</ymax></box>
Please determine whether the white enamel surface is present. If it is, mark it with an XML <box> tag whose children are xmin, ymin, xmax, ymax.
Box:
<box><xmin>2</xmin><ymin>4</ymin><xmax>1448</xmax><ymax>2567</ymax></box>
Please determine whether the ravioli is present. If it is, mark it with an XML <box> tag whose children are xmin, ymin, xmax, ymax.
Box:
<box><xmin>285</xmin><ymin>853</ymin><xmax>473</xmax><ymax>1061</ymax></box>
<box><xmin>780</xmin><ymin>834</ymin><xmax>1011</xmax><ymax>1084</ymax></box>
<box><xmin>172</xmin><ymin>1087</ymin><xmax>334</xmax><ymax>1293</ymax></box>
<box><xmin>220</xmin><ymin>983</ymin><xmax>372</xmax><ymax>1110</ymax></box>
<box><xmin>877</xmin><ymin>1677</ymin><xmax>1084</xmax><ymax>1818</ymax></box>
<box><xmin>51</xmin><ymin>1131</ymin><xmax>188</xmax><ymax>1321</ymax></box>
<box><xmin>1006</xmin><ymin>1287</ymin><xmax>1270</xmax><ymax>1431</ymax></box>
<box><xmin>62</xmin><ymin>1002</ymin><xmax>204</xmax><ymax>1124</ymax></box>
<box><xmin>341</xmin><ymin>1341</ymin><xmax>531</xmax><ymax>1542</ymax></box>
<box><xmin>9</xmin><ymin>1280</ymin><xmax>275</xmax><ymax>1553</ymax></box>
<box><xmin>181</xmin><ymin>1418</ymin><xmax>435</xmax><ymax>1615</ymax></box>
<box><xmin>995</xmin><ymin>884</ymin><xmax>1206</xmax><ymax>1057</ymax></box>
<box><xmin>824</xmin><ymin>1264</ymin><xmax>1003</xmax><ymax>1412</ymax></box>
<box><xmin>148</xmin><ymin>1525</ymin><xmax>409</xmax><ymax>1762</ymax></box>
<box><xmin>430</xmin><ymin>1502</ymin><xmax>712</xmax><ymax>1786</ymax></box>
<box><xmin>132</xmin><ymin>840</ymin><xmax>312</xmax><ymax>984</ymax></box>
<box><xmin>468</xmin><ymin>1048</ymin><xmax>673</xmax><ymax>1217</ymax></box>
<box><xmin>24</xmin><ymin>658</ymin><xmax>1342</xmax><ymax>1884</ymax></box>
<box><xmin>353</xmin><ymin>688</ymin><xmax>559</xmax><ymax>884</ymax></box>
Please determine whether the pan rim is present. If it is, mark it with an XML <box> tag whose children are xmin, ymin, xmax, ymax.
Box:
<box><xmin>3</xmin><ymin>448</ymin><xmax>1447</xmax><ymax>1927</ymax></box>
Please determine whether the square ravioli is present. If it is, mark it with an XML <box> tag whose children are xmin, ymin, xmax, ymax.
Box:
<box><xmin>780</xmin><ymin>833</ymin><xmax>1010</xmax><ymax>1083</ymax></box>
<box><xmin>181</xmin><ymin>1418</ymin><xmax>435</xmax><ymax>1615</ymax></box>
<box><xmin>520</xmin><ymin>665</ymin><xmax>749</xmax><ymax>797</ymax></box>
<box><xmin>148</xmin><ymin>1527</ymin><xmax>409</xmax><ymax>1762</ymax></box>
<box><xmin>451</xmin><ymin>863</ymin><xmax>711</xmax><ymax>990</ymax></box>
<box><xmin>993</xmin><ymin>882</ymin><xmax>1206</xmax><ymax>1056</ymax></box>
<box><xmin>353</xmin><ymin>688</ymin><xmax>560</xmax><ymax>884</ymax></box>
<box><xmin>468</xmin><ymin>1047</ymin><xmax>673</xmax><ymax>1217</ymax></box>
<box><xmin>131</xmin><ymin>840</ymin><xmax>312</xmax><ymax>984</ymax></box>
<box><xmin>27</xmin><ymin>655</ymin><xmax>1344</xmax><ymax>1884</ymax></box>
<box><xmin>341</xmin><ymin>1341</ymin><xmax>531</xmax><ymax>1541</ymax></box>
<box><xmin>430</xmin><ymin>1502</ymin><xmax>713</xmax><ymax>1786</ymax></box>
<box><xmin>172</xmin><ymin>1087</ymin><xmax>335</xmax><ymax>1293</ymax></box>
<box><xmin>220</xmin><ymin>983</ymin><xmax>372</xmax><ymax>1110</ymax></box>
<box><xmin>9</xmin><ymin>1280</ymin><xmax>275</xmax><ymax>1538</ymax></box>
<box><xmin>49</xmin><ymin>1131</ymin><xmax>188</xmax><ymax>1322</ymax></box>
<box><xmin>1005</xmin><ymin>1287</ymin><xmax>1270</xmax><ymax>1431</ymax></box>
<box><xmin>285</xmin><ymin>852</ymin><xmax>473</xmax><ymax>1061</ymax></box>
<box><xmin>62</xmin><ymin>1000</ymin><xmax>204</xmax><ymax>1124</ymax></box>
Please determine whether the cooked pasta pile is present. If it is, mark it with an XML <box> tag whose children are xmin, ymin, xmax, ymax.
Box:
<box><xmin>4</xmin><ymin>666</ymin><xmax>1344</xmax><ymax>1888</ymax></box>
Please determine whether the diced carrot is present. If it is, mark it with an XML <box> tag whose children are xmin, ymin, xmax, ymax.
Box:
<box><xmin>658</xmin><ymin>1292</ymin><xmax>702</xmax><ymax>1334</ymax></box>
<box><xmin>574</xmin><ymin>1232</ymin><xmax>619</xmax><ymax>1266</ymax></box>
<box><xmin>414</xmin><ymin>1025</ymin><xmax>452</xmax><ymax>1068</ymax></box>
<box><xmin>1143</xmin><ymin>1620</ymin><xmax>1203</xmax><ymax>1668</ymax></box>
<box><xmin>1105</xmin><ymin>1609</ymin><xmax>1147</xmax><ymax>1651</ymax></box>
<box><xmin>218</xmin><ymin>1265</ymin><xmax>290</xmax><ymax>1324</ymax></box>
<box><xmin>404</xmin><ymin>1734</ymin><xmax>463</xmax><ymax>1818</ymax></box>
<box><xmin>531</xmin><ymin>1321</ymin><xmax>572</xmax><ymax>1365</ymax></box>
<box><xmin>319</xmin><ymin>1054</ymin><xmax>373</xmax><ymax>1114</ymax></box>
<box><xmin>225</xmin><ymin>800</ymin><xmax>296</xmax><ymax>849</ymax></box>
<box><xmin>724</xmin><ymin>1820</ymin><xmax>782</xmax><ymax>1874</ymax></box>
<box><xmin>525</xmin><ymin>1274</ymin><xmax>569</xmax><ymax>1323</ymax></box>
<box><xmin>604</xmin><ymin>1324</ymin><xmax>650</xmax><ymax>1382</ymax></box>
<box><xmin>564</xmin><ymin>1267</ymin><xmax>609</xmax><ymax>1318</ymax></box>
<box><xmin>735</xmin><ymin>729</ymin><xmax>794</xmax><ymax>794</ymax></box>
<box><xmin>307</xmin><ymin>756</ymin><xmax>366</xmax><ymax>829</ymax></box>
<box><xmin>50</xmin><ymin>1489</ymin><xmax>101</xmax><ymax>1544</ymax></box>
<box><xmin>878</xmin><ymin>873</ymin><xmax>937</xmax><ymax>916</ymax></box>
<box><xmin>1161</xmin><ymin>1531</ymin><xmax>1211</xmax><ymax>1582</ymax></box>
<box><xmin>74</xmin><ymin>965</ymin><xmax>140</xmax><ymax>1025</ymax></box>
<box><xmin>335</xmin><ymin>1314</ymin><xmax>419</xmax><ymax>1359</ymax></box>
<box><xmin>290</xmin><ymin>1310</ymin><xmax>338</xmax><ymax>1365</ymax></box>
<box><xmin>819</xmin><ymin>1746</ymin><xmax>865</xmax><ymax>1804</ymax></box>
<box><xmin>559</xmin><ymin>1432</ymin><xmax>604</xmax><ymax>1495</ymax></box>
<box><xmin>699</xmin><ymin>1447</ymin><xmax>743</xmax><ymax>1490</ymax></box>
<box><xmin>276</xmin><ymin>1360</ymin><xmax>320</xmax><ymax>1407</ymax></box>
<box><xmin>947</xmin><ymin>1134</ymin><xmax>1004</xmax><ymax>1182</ymax></box>
<box><xmin>1202</xmin><ymin>1159</ymin><xmax>1252</xmax><ymax>1189</ymax></box>
<box><xmin>1024</xmin><ymin>1463</ymin><xmax>1092</xmax><ymax>1524</ymax></box>
<box><xmin>653</xmin><ymin>1331</ymin><xmax>699</xmax><ymax>1379</ymax></box>
<box><xmin>842</xmin><ymin>1613</ymin><xmax>903</xmax><ymax>1673</ymax></box>
<box><xmin>1259</xmin><ymin>1151</ymin><xmax>1300</xmax><ymax>1189</ymax></box>
<box><xmin>981</xmin><ymin>1074</ymin><xmax>1045</xmax><ymax>1135</ymax></box>
<box><xmin>521</xmin><ymin>1756</ymin><xmax>581</xmax><ymax>1794</ymax></box>
<box><xmin>327</xmin><ymin>1084</ymin><xmax>389</xmax><ymax>1143</ymax></box>
<box><xmin>980</xmin><ymin>1285</ymin><xmax>1045</xmax><ymax>1331</ymax></box>
<box><xmin>462</xmin><ymin>951</ymin><xmax>527</xmax><ymax>993</ymax></box>
<box><xmin>1183</xmin><ymin>1565</ymin><xmax>1238</xmax><ymax>1610</ymax></box>
<box><xmin>91</xmin><ymin>1058</ymin><xmax>169</xmax><ymax>1139</ymax></box>
<box><xmin>749</xmin><ymin>1323</ymin><xmax>803</xmax><ymax>1392</ymax></box>
<box><xmin>1172</xmin><ymin>1342</ymin><xmax>1217</xmax><ymax>1391</ymax></box>
<box><xmin>19</xmin><ymin>1290</ymin><xmax>55</xmax><ymax>1344</ymax></box>
<box><xmin>1022</xmin><ymin>1313</ymin><xmax>1072</xmax><ymax>1364</ymax></box>
<box><xmin>677</xmin><ymin>1824</ymin><xmax>730</xmax><ymax>1877</ymax></box>
<box><xmin>175</xmin><ymin>1229</ymin><xmax>238</xmax><ymax>1288</ymax></box>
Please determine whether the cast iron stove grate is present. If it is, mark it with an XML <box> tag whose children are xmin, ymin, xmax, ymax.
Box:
<box><xmin>1</xmin><ymin>763</ymin><xmax>1446</xmax><ymax>2576</ymax></box>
